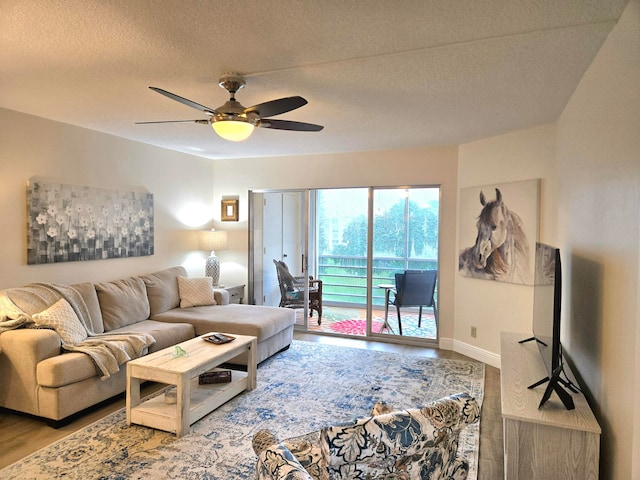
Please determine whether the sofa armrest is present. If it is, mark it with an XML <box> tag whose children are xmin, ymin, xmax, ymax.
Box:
<box><xmin>212</xmin><ymin>288</ymin><xmax>230</xmax><ymax>305</ymax></box>
<box><xmin>0</xmin><ymin>329</ymin><xmax>62</xmax><ymax>415</ymax></box>
<box><xmin>0</xmin><ymin>328</ymin><xmax>61</xmax><ymax>361</ymax></box>
<box><xmin>253</xmin><ymin>429</ymin><xmax>315</xmax><ymax>480</ymax></box>
<box><xmin>256</xmin><ymin>444</ymin><xmax>315</xmax><ymax>480</ymax></box>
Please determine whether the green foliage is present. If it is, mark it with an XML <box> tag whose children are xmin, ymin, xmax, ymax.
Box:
<box><xmin>316</xmin><ymin>188</ymin><xmax>439</xmax><ymax>305</ymax></box>
<box><xmin>325</xmin><ymin>199</ymin><xmax>439</xmax><ymax>258</ymax></box>
<box><xmin>333</xmin><ymin>215</ymin><xmax>368</xmax><ymax>257</ymax></box>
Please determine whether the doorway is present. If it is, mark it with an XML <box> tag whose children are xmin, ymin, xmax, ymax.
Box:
<box><xmin>249</xmin><ymin>190</ymin><xmax>316</xmax><ymax>328</ymax></box>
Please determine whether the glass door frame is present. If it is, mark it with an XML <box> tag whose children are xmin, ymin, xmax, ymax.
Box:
<box><xmin>365</xmin><ymin>185</ymin><xmax>441</xmax><ymax>344</ymax></box>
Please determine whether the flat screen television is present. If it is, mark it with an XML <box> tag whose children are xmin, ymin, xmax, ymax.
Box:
<box><xmin>520</xmin><ymin>242</ymin><xmax>576</xmax><ymax>410</ymax></box>
<box><xmin>532</xmin><ymin>242</ymin><xmax>561</xmax><ymax>376</ymax></box>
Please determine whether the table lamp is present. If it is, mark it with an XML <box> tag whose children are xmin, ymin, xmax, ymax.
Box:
<box><xmin>199</xmin><ymin>229</ymin><xmax>228</xmax><ymax>286</ymax></box>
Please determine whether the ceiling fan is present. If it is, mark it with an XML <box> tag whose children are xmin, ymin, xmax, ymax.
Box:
<box><xmin>137</xmin><ymin>74</ymin><xmax>324</xmax><ymax>142</ymax></box>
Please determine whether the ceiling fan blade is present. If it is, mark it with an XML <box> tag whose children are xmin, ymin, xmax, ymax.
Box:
<box><xmin>149</xmin><ymin>87</ymin><xmax>218</xmax><ymax>115</ymax></box>
<box><xmin>260</xmin><ymin>119</ymin><xmax>324</xmax><ymax>132</ymax></box>
<box><xmin>244</xmin><ymin>96</ymin><xmax>307</xmax><ymax>118</ymax></box>
<box><xmin>135</xmin><ymin>119</ymin><xmax>210</xmax><ymax>124</ymax></box>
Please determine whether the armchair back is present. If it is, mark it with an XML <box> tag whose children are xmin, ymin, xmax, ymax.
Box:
<box><xmin>254</xmin><ymin>393</ymin><xmax>480</xmax><ymax>480</ymax></box>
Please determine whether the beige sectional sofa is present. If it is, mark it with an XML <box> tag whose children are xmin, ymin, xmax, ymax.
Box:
<box><xmin>0</xmin><ymin>266</ymin><xmax>295</xmax><ymax>424</ymax></box>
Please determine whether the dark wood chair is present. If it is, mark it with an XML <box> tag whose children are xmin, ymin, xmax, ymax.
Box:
<box><xmin>273</xmin><ymin>259</ymin><xmax>323</xmax><ymax>324</ymax></box>
<box><xmin>389</xmin><ymin>270</ymin><xmax>437</xmax><ymax>335</ymax></box>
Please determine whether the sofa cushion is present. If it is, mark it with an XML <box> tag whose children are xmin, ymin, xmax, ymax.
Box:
<box><xmin>36</xmin><ymin>320</ymin><xmax>195</xmax><ymax>387</ymax></box>
<box><xmin>178</xmin><ymin>276</ymin><xmax>217</xmax><ymax>308</ymax></box>
<box><xmin>150</xmin><ymin>304</ymin><xmax>295</xmax><ymax>340</ymax></box>
<box><xmin>95</xmin><ymin>277</ymin><xmax>150</xmax><ymax>331</ymax></box>
<box><xmin>37</xmin><ymin>352</ymin><xmax>97</xmax><ymax>388</ymax></box>
<box><xmin>1</xmin><ymin>283</ymin><xmax>104</xmax><ymax>335</ymax></box>
<box><xmin>141</xmin><ymin>266</ymin><xmax>187</xmax><ymax>316</ymax></box>
<box><xmin>71</xmin><ymin>282</ymin><xmax>105</xmax><ymax>333</ymax></box>
<box><xmin>32</xmin><ymin>298</ymin><xmax>88</xmax><ymax>345</ymax></box>
<box><xmin>113</xmin><ymin>319</ymin><xmax>195</xmax><ymax>353</ymax></box>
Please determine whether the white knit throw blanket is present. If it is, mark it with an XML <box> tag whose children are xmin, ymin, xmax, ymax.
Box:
<box><xmin>0</xmin><ymin>283</ymin><xmax>155</xmax><ymax>379</ymax></box>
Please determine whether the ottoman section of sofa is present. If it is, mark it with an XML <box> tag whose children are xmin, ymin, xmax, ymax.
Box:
<box><xmin>150</xmin><ymin>304</ymin><xmax>296</xmax><ymax>363</ymax></box>
<box><xmin>150</xmin><ymin>304</ymin><xmax>293</xmax><ymax>339</ymax></box>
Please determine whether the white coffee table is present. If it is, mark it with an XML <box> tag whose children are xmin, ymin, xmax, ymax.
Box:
<box><xmin>126</xmin><ymin>333</ymin><xmax>257</xmax><ymax>437</ymax></box>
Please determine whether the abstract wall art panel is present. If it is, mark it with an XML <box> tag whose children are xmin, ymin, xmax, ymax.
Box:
<box><xmin>27</xmin><ymin>178</ymin><xmax>154</xmax><ymax>264</ymax></box>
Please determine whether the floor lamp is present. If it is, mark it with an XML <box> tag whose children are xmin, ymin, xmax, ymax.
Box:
<box><xmin>199</xmin><ymin>229</ymin><xmax>228</xmax><ymax>286</ymax></box>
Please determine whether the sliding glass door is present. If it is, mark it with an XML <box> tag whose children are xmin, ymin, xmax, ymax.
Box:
<box><xmin>315</xmin><ymin>188</ymin><xmax>370</xmax><ymax>333</ymax></box>
<box><xmin>370</xmin><ymin>187</ymin><xmax>439</xmax><ymax>341</ymax></box>
<box><xmin>249</xmin><ymin>185</ymin><xmax>439</xmax><ymax>343</ymax></box>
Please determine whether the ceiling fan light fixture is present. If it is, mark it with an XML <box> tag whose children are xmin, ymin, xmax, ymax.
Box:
<box><xmin>211</xmin><ymin>117</ymin><xmax>255</xmax><ymax>142</ymax></box>
<box><xmin>141</xmin><ymin>74</ymin><xmax>323</xmax><ymax>139</ymax></box>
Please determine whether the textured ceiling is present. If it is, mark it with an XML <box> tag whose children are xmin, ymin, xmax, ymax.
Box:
<box><xmin>0</xmin><ymin>0</ymin><xmax>626</xmax><ymax>160</ymax></box>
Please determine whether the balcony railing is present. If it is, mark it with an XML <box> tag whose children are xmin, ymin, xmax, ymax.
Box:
<box><xmin>317</xmin><ymin>254</ymin><xmax>437</xmax><ymax>307</ymax></box>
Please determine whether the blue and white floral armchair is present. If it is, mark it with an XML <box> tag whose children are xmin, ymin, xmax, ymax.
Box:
<box><xmin>253</xmin><ymin>392</ymin><xmax>480</xmax><ymax>480</ymax></box>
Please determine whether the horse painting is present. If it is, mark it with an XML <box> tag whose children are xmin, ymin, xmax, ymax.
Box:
<box><xmin>459</xmin><ymin>188</ymin><xmax>531</xmax><ymax>284</ymax></box>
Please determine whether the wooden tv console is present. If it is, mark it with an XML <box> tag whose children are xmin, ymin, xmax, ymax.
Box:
<box><xmin>500</xmin><ymin>332</ymin><xmax>601</xmax><ymax>480</ymax></box>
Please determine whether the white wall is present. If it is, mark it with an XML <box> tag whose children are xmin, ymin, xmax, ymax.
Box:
<box><xmin>457</xmin><ymin>124</ymin><xmax>557</xmax><ymax>362</ymax></box>
<box><xmin>211</xmin><ymin>146</ymin><xmax>460</xmax><ymax>340</ymax></box>
<box><xmin>0</xmin><ymin>108</ymin><xmax>215</xmax><ymax>288</ymax></box>
<box><xmin>556</xmin><ymin>0</ymin><xmax>640</xmax><ymax>477</ymax></box>
<box><xmin>457</xmin><ymin>0</ymin><xmax>640</xmax><ymax>476</ymax></box>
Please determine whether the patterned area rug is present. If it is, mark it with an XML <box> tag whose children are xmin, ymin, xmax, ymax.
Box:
<box><xmin>1</xmin><ymin>341</ymin><xmax>484</xmax><ymax>480</ymax></box>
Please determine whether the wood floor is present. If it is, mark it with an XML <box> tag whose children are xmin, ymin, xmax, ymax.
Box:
<box><xmin>0</xmin><ymin>332</ymin><xmax>504</xmax><ymax>478</ymax></box>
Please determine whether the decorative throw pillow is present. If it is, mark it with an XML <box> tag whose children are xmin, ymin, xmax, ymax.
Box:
<box><xmin>32</xmin><ymin>298</ymin><xmax>88</xmax><ymax>345</ymax></box>
<box><xmin>141</xmin><ymin>266</ymin><xmax>187</xmax><ymax>316</ymax></box>
<box><xmin>177</xmin><ymin>276</ymin><xmax>217</xmax><ymax>308</ymax></box>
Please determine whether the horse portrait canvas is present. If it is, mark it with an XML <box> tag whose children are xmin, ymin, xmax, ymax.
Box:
<box><xmin>458</xmin><ymin>179</ymin><xmax>539</xmax><ymax>285</ymax></box>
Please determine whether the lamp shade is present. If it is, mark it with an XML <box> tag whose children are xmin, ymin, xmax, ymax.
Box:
<box><xmin>199</xmin><ymin>230</ymin><xmax>228</xmax><ymax>253</ymax></box>
<box><xmin>212</xmin><ymin>119</ymin><xmax>254</xmax><ymax>142</ymax></box>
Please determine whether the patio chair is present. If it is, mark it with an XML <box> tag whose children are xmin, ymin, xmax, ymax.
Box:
<box><xmin>273</xmin><ymin>259</ymin><xmax>323</xmax><ymax>324</ymax></box>
<box><xmin>390</xmin><ymin>270</ymin><xmax>437</xmax><ymax>335</ymax></box>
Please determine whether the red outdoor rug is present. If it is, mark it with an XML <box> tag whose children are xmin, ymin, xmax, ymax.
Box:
<box><xmin>329</xmin><ymin>319</ymin><xmax>386</xmax><ymax>335</ymax></box>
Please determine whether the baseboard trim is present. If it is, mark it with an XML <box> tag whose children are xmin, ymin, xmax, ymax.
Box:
<box><xmin>439</xmin><ymin>337</ymin><xmax>501</xmax><ymax>369</ymax></box>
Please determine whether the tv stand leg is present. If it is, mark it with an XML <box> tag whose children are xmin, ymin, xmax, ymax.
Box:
<box><xmin>518</xmin><ymin>336</ymin><xmax>548</xmax><ymax>347</ymax></box>
<box><xmin>518</xmin><ymin>337</ymin><xmax>536</xmax><ymax>344</ymax></box>
<box><xmin>539</xmin><ymin>367</ymin><xmax>575</xmax><ymax>410</ymax></box>
<box><xmin>527</xmin><ymin>376</ymin><xmax>550</xmax><ymax>390</ymax></box>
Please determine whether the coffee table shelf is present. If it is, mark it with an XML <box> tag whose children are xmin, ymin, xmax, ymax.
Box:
<box><xmin>127</xmin><ymin>334</ymin><xmax>257</xmax><ymax>437</ymax></box>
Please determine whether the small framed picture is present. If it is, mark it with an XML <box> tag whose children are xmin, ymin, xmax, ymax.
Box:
<box><xmin>221</xmin><ymin>199</ymin><xmax>239</xmax><ymax>221</ymax></box>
